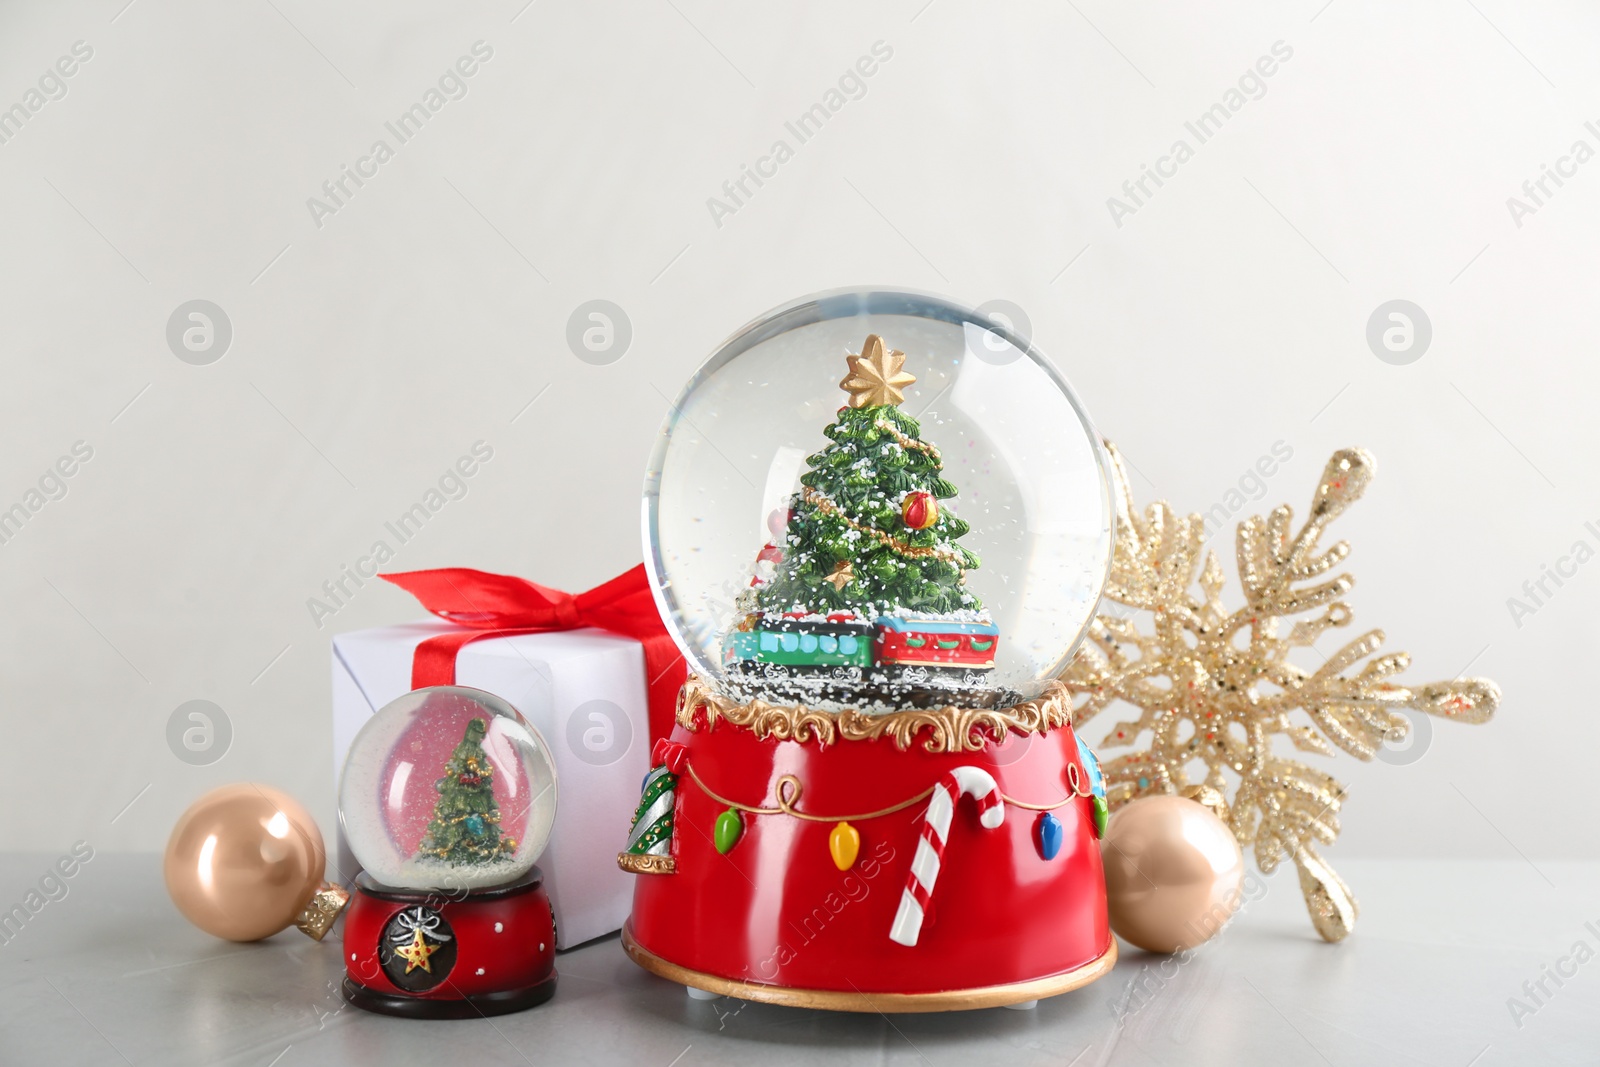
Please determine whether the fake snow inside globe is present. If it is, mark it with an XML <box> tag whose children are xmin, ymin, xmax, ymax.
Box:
<box><xmin>339</xmin><ymin>686</ymin><xmax>558</xmax><ymax>892</ymax></box>
<box><xmin>644</xmin><ymin>288</ymin><xmax>1115</xmax><ymax>713</ymax></box>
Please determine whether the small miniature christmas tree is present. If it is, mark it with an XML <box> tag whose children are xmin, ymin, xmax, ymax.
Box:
<box><xmin>416</xmin><ymin>718</ymin><xmax>518</xmax><ymax>865</ymax></box>
<box><xmin>753</xmin><ymin>335</ymin><xmax>982</xmax><ymax>619</ymax></box>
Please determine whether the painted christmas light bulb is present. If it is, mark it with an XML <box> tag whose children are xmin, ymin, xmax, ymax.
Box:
<box><xmin>1075</xmin><ymin>733</ymin><xmax>1109</xmax><ymax>838</ymax></box>
<box><xmin>713</xmin><ymin>808</ymin><xmax>744</xmax><ymax>855</ymax></box>
<box><xmin>829</xmin><ymin>821</ymin><xmax>861</xmax><ymax>870</ymax></box>
<box><xmin>1036</xmin><ymin>812</ymin><xmax>1064</xmax><ymax>860</ymax></box>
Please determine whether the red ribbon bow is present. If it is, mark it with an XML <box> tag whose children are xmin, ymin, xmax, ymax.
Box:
<box><xmin>651</xmin><ymin>738</ymin><xmax>688</xmax><ymax>774</ymax></box>
<box><xmin>380</xmin><ymin>565</ymin><xmax>685</xmax><ymax>744</ymax></box>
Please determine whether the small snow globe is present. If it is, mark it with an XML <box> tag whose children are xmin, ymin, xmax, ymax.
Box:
<box><xmin>644</xmin><ymin>288</ymin><xmax>1115</xmax><ymax>712</ymax></box>
<box><xmin>339</xmin><ymin>686</ymin><xmax>558</xmax><ymax>892</ymax></box>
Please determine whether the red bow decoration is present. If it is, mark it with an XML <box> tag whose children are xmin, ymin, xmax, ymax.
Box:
<box><xmin>651</xmin><ymin>738</ymin><xmax>688</xmax><ymax>774</ymax></box>
<box><xmin>380</xmin><ymin>565</ymin><xmax>686</xmax><ymax>744</ymax></box>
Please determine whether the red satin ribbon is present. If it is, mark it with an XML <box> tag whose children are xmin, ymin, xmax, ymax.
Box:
<box><xmin>380</xmin><ymin>565</ymin><xmax>686</xmax><ymax>744</ymax></box>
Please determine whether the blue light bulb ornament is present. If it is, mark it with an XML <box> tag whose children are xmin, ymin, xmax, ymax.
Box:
<box><xmin>1036</xmin><ymin>811</ymin><xmax>1064</xmax><ymax>860</ymax></box>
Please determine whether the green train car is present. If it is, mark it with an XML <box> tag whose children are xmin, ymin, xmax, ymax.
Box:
<box><xmin>723</xmin><ymin>612</ymin><xmax>1000</xmax><ymax>687</ymax></box>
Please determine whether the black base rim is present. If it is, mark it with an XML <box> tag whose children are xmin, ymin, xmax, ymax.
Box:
<box><xmin>341</xmin><ymin>973</ymin><xmax>557</xmax><ymax>1019</ymax></box>
<box><xmin>354</xmin><ymin>867</ymin><xmax>544</xmax><ymax>902</ymax></box>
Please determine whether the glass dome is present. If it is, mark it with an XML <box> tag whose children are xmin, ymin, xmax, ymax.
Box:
<box><xmin>339</xmin><ymin>686</ymin><xmax>558</xmax><ymax>891</ymax></box>
<box><xmin>643</xmin><ymin>289</ymin><xmax>1114</xmax><ymax>712</ymax></box>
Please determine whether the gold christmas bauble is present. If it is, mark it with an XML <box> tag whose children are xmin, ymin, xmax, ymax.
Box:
<box><xmin>164</xmin><ymin>783</ymin><xmax>345</xmax><ymax>942</ymax></box>
<box><xmin>1100</xmin><ymin>794</ymin><xmax>1244</xmax><ymax>953</ymax></box>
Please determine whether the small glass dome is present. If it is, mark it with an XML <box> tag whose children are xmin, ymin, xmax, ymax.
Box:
<box><xmin>339</xmin><ymin>686</ymin><xmax>558</xmax><ymax>891</ymax></box>
<box><xmin>643</xmin><ymin>289</ymin><xmax>1114</xmax><ymax>712</ymax></box>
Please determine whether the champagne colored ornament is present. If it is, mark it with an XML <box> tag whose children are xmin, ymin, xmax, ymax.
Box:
<box><xmin>164</xmin><ymin>783</ymin><xmax>348</xmax><ymax>942</ymax></box>
<box><xmin>901</xmin><ymin>491</ymin><xmax>938</xmax><ymax>530</ymax></box>
<box><xmin>828</xmin><ymin>821</ymin><xmax>860</xmax><ymax>870</ymax></box>
<box><xmin>1100</xmin><ymin>794</ymin><xmax>1243</xmax><ymax>954</ymax></box>
<box><xmin>713</xmin><ymin>808</ymin><xmax>744</xmax><ymax>854</ymax></box>
<box><xmin>1064</xmin><ymin>445</ymin><xmax>1499</xmax><ymax>941</ymax></box>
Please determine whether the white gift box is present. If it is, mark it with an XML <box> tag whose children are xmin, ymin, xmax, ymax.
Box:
<box><xmin>331</xmin><ymin>621</ymin><xmax>649</xmax><ymax>949</ymax></box>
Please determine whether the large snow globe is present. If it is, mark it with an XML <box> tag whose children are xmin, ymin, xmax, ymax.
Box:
<box><xmin>644</xmin><ymin>289</ymin><xmax>1115</xmax><ymax>712</ymax></box>
<box><xmin>339</xmin><ymin>686</ymin><xmax>558</xmax><ymax>892</ymax></box>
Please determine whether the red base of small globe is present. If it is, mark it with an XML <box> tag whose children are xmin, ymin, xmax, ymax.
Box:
<box><xmin>342</xmin><ymin>869</ymin><xmax>556</xmax><ymax>1018</ymax></box>
<box><xmin>626</xmin><ymin>719</ymin><xmax>1113</xmax><ymax>1008</ymax></box>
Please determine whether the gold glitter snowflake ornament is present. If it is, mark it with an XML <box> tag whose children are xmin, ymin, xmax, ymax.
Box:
<box><xmin>1062</xmin><ymin>445</ymin><xmax>1500</xmax><ymax>942</ymax></box>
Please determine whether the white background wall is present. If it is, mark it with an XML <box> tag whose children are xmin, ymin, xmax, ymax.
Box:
<box><xmin>0</xmin><ymin>0</ymin><xmax>1593</xmax><ymax>864</ymax></box>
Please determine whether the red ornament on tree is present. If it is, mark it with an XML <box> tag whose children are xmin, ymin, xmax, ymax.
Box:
<box><xmin>901</xmin><ymin>491</ymin><xmax>938</xmax><ymax>530</ymax></box>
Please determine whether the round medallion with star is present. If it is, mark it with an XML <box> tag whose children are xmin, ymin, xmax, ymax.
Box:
<box><xmin>379</xmin><ymin>905</ymin><xmax>458</xmax><ymax>993</ymax></box>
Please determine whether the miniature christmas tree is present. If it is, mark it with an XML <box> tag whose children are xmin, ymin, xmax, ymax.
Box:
<box><xmin>753</xmin><ymin>335</ymin><xmax>981</xmax><ymax>619</ymax></box>
<box><xmin>416</xmin><ymin>718</ymin><xmax>518</xmax><ymax>865</ymax></box>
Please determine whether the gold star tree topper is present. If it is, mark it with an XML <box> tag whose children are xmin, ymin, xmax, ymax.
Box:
<box><xmin>1062</xmin><ymin>445</ymin><xmax>1499</xmax><ymax>942</ymax></box>
<box><xmin>840</xmin><ymin>334</ymin><xmax>916</xmax><ymax>408</ymax></box>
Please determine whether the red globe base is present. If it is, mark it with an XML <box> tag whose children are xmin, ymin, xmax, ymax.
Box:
<box><xmin>342</xmin><ymin>869</ymin><xmax>556</xmax><ymax>1019</ymax></box>
<box><xmin>625</xmin><ymin>717</ymin><xmax>1114</xmax><ymax>1011</ymax></box>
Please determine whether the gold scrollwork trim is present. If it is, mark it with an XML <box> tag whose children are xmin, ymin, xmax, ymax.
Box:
<box><xmin>616</xmin><ymin>852</ymin><xmax>677</xmax><ymax>875</ymax></box>
<box><xmin>676</xmin><ymin>676</ymin><xmax>1074</xmax><ymax>754</ymax></box>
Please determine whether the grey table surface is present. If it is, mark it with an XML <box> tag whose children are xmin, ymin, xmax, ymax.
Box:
<box><xmin>1</xmin><ymin>855</ymin><xmax>1595</xmax><ymax>1067</ymax></box>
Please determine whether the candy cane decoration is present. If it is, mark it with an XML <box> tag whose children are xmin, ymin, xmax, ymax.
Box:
<box><xmin>889</xmin><ymin>766</ymin><xmax>1004</xmax><ymax>947</ymax></box>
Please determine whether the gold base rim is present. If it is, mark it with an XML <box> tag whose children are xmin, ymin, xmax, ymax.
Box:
<box><xmin>676</xmin><ymin>675</ymin><xmax>1075</xmax><ymax>754</ymax></box>
<box><xmin>621</xmin><ymin>924</ymin><xmax>1117</xmax><ymax>1012</ymax></box>
<box><xmin>616</xmin><ymin>852</ymin><xmax>677</xmax><ymax>875</ymax></box>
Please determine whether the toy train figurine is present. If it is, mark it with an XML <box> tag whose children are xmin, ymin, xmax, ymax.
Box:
<box><xmin>723</xmin><ymin>613</ymin><xmax>1001</xmax><ymax>700</ymax></box>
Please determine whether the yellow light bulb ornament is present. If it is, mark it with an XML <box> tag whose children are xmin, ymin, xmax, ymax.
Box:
<box><xmin>829</xmin><ymin>821</ymin><xmax>860</xmax><ymax>871</ymax></box>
